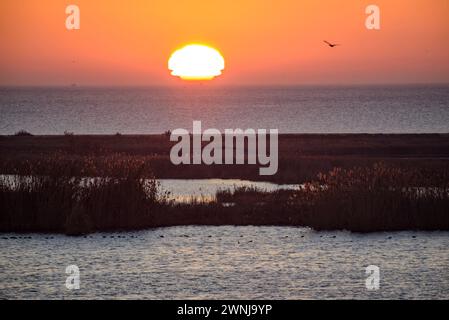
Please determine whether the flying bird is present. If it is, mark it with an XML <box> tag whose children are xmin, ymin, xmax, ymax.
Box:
<box><xmin>323</xmin><ymin>40</ymin><xmax>340</xmax><ymax>48</ymax></box>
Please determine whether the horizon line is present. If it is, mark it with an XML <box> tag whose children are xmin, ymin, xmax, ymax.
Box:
<box><xmin>1</xmin><ymin>82</ymin><xmax>449</xmax><ymax>89</ymax></box>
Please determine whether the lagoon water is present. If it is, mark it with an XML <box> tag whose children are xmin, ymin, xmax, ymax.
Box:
<box><xmin>159</xmin><ymin>179</ymin><xmax>298</xmax><ymax>202</ymax></box>
<box><xmin>1</xmin><ymin>85</ymin><xmax>449</xmax><ymax>135</ymax></box>
<box><xmin>0</xmin><ymin>226</ymin><xmax>448</xmax><ymax>299</ymax></box>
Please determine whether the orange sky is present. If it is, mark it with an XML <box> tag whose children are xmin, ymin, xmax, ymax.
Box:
<box><xmin>1</xmin><ymin>0</ymin><xmax>448</xmax><ymax>86</ymax></box>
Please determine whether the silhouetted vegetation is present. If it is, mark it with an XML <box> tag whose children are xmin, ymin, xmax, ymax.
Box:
<box><xmin>214</xmin><ymin>164</ymin><xmax>449</xmax><ymax>232</ymax></box>
<box><xmin>0</xmin><ymin>154</ymin><xmax>164</xmax><ymax>235</ymax></box>
<box><xmin>0</xmin><ymin>155</ymin><xmax>448</xmax><ymax>234</ymax></box>
<box><xmin>300</xmin><ymin>164</ymin><xmax>449</xmax><ymax>231</ymax></box>
<box><xmin>13</xmin><ymin>130</ymin><xmax>33</xmax><ymax>136</ymax></box>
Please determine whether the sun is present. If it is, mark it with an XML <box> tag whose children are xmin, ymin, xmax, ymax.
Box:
<box><xmin>168</xmin><ymin>44</ymin><xmax>225</xmax><ymax>80</ymax></box>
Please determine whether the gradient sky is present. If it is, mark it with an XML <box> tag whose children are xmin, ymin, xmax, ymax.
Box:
<box><xmin>1</xmin><ymin>0</ymin><xmax>448</xmax><ymax>86</ymax></box>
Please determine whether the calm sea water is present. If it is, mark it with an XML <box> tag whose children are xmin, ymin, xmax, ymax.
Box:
<box><xmin>0</xmin><ymin>227</ymin><xmax>448</xmax><ymax>300</ymax></box>
<box><xmin>1</xmin><ymin>85</ymin><xmax>448</xmax><ymax>134</ymax></box>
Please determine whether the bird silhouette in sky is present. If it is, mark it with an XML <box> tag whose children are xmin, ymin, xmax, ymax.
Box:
<box><xmin>323</xmin><ymin>40</ymin><xmax>340</xmax><ymax>48</ymax></box>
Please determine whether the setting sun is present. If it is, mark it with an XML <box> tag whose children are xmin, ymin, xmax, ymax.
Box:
<box><xmin>168</xmin><ymin>44</ymin><xmax>225</xmax><ymax>81</ymax></box>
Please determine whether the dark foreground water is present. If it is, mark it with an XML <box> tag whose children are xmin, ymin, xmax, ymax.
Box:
<box><xmin>1</xmin><ymin>85</ymin><xmax>448</xmax><ymax>134</ymax></box>
<box><xmin>0</xmin><ymin>226</ymin><xmax>448</xmax><ymax>299</ymax></box>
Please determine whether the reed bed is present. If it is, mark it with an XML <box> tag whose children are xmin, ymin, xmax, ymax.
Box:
<box><xmin>0</xmin><ymin>154</ymin><xmax>162</xmax><ymax>235</ymax></box>
<box><xmin>0</xmin><ymin>155</ymin><xmax>448</xmax><ymax>234</ymax></box>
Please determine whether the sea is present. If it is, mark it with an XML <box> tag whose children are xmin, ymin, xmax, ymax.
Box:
<box><xmin>1</xmin><ymin>85</ymin><xmax>448</xmax><ymax>135</ymax></box>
